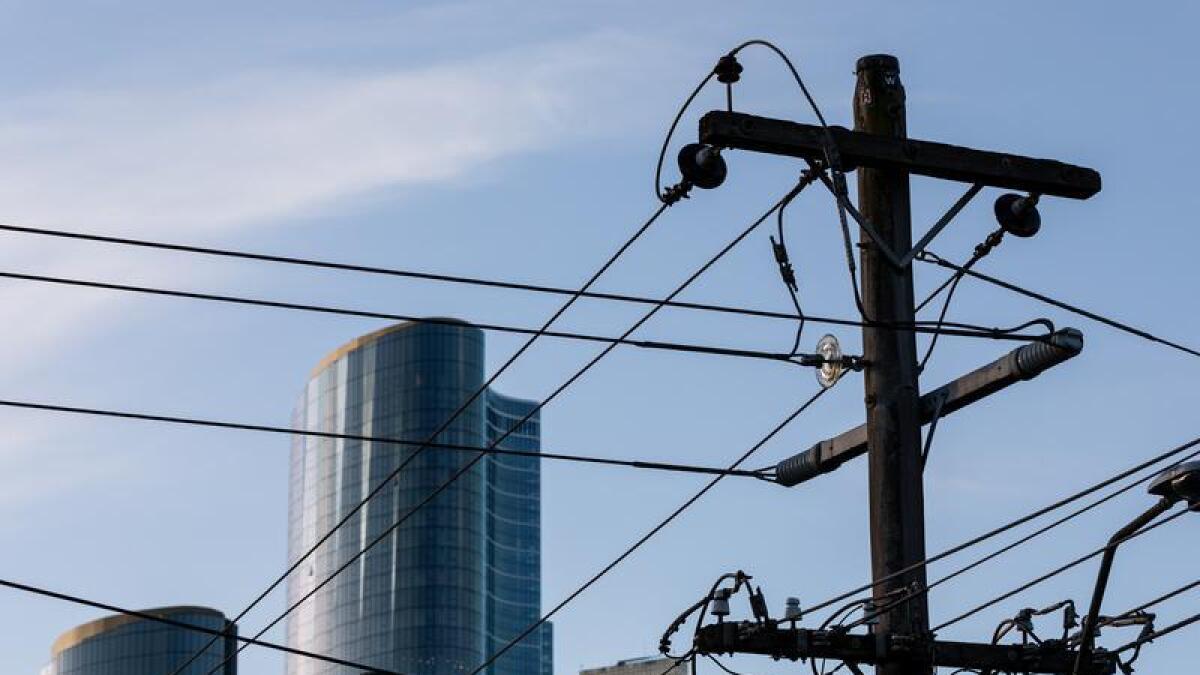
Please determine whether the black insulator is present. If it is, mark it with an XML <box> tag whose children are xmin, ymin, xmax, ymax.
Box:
<box><xmin>677</xmin><ymin>143</ymin><xmax>727</xmax><ymax>190</ymax></box>
<box><xmin>714</xmin><ymin>54</ymin><xmax>743</xmax><ymax>84</ymax></box>
<box><xmin>993</xmin><ymin>193</ymin><xmax>1042</xmax><ymax>238</ymax></box>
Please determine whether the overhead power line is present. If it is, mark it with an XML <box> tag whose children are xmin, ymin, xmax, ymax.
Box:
<box><xmin>1114</xmin><ymin>609</ymin><xmax>1200</xmax><ymax>655</ymax></box>
<box><xmin>174</xmin><ymin>199</ymin><xmax>674</xmax><ymax>675</ymax></box>
<box><xmin>931</xmin><ymin>508</ymin><xmax>1188</xmax><ymax>633</ymax></box>
<box><xmin>0</xmin><ymin>398</ymin><xmax>770</xmax><ymax>479</ymax></box>
<box><xmin>0</xmin><ymin>575</ymin><xmax>404</xmax><ymax>675</ymax></box>
<box><xmin>805</xmin><ymin>434</ymin><xmax>1200</xmax><ymax>617</ymax></box>
<box><xmin>0</xmin><ymin>225</ymin><xmax>1047</xmax><ymax>345</ymax></box>
<box><xmin>0</xmin><ymin>270</ymin><xmax>803</xmax><ymax>366</ymax></box>
<box><xmin>1103</xmin><ymin>578</ymin><xmax>1200</xmax><ymax>628</ymax></box>
<box><xmin>918</xmin><ymin>251</ymin><xmax>1200</xmax><ymax>360</ymax></box>
<box><xmin>203</xmin><ymin>185</ymin><xmax>805</xmax><ymax>675</ymax></box>
<box><xmin>841</xmin><ymin>446</ymin><xmax>1200</xmax><ymax>631</ymax></box>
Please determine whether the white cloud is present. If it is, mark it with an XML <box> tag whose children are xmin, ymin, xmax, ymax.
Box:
<box><xmin>0</xmin><ymin>30</ymin><xmax>655</xmax><ymax>234</ymax></box>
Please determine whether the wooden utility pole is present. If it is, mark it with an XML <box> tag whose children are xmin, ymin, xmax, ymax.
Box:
<box><xmin>690</xmin><ymin>48</ymin><xmax>1105</xmax><ymax>675</ymax></box>
<box><xmin>854</xmin><ymin>54</ymin><xmax>931</xmax><ymax>675</ymax></box>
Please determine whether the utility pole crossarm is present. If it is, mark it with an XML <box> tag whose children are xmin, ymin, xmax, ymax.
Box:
<box><xmin>699</xmin><ymin>111</ymin><xmax>1101</xmax><ymax>198</ymax></box>
<box><xmin>693</xmin><ymin>623</ymin><xmax>1117</xmax><ymax>675</ymax></box>
<box><xmin>774</xmin><ymin>328</ymin><xmax>1084</xmax><ymax>487</ymax></box>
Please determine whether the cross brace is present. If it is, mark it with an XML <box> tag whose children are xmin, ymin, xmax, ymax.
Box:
<box><xmin>694</xmin><ymin>622</ymin><xmax>1117</xmax><ymax>675</ymax></box>
<box><xmin>699</xmin><ymin>111</ymin><xmax>1101</xmax><ymax>199</ymax></box>
<box><xmin>774</xmin><ymin>328</ymin><xmax>1084</xmax><ymax>487</ymax></box>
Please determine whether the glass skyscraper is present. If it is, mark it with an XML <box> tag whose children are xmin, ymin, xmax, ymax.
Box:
<box><xmin>41</xmin><ymin>606</ymin><xmax>237</xmax><ymax>675</ymax></box>
<box><xmin>286</xmin><ymin>320</ymin><xmax>551</xmax><ymax>675</ymax></box>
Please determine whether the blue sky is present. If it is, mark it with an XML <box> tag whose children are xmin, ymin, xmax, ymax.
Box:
<box><xmin>0</xmin><ymin>2</ymin><xmax>1197</xmax><ymax>673</ymax></box>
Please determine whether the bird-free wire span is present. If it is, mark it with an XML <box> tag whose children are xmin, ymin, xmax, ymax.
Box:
<box><xmin>0</xmin><ymin>575</ymin><xmax>406</xmax><ymax>675</ymax></box>
<box><xmin>839</xmin><ymin>446</ymin><xmax>1200</xmax><ymax>631</ymax></box>
<box><xmin>931</xmin><ymin>508</ymin><xmax>1189</xmax><ymax>633</ymax></box>
<box><xmin>1101</xmin><ymin>578</ymin><xmax>1200</xmax><ymax>630</ymax></box>
<box><xmin>917</xmin><ymin>250</ymin><xmax>1200</xmax><ymax>360</ymax></box>
<box><xmin>0</xmin><ymin>268</ymin><xmax>1045</xmax><ymax>348</ymax></box>
<box><xmin>0</xmin><ymin>221</ymin><xmax>909</xmax><ymax>331</ymax></box>
<box><xmin>173</xmin><ymin>199</ymin><xmax>673</xmax><ymax>675</ymax></box>
<box><xmin>0</xmin><ymin>269</ymin><xmax>807</xmax><ymax>366</ymax></box>
<box><xmin>803</xmin><ymin>434</ymin><xmax>1200</xmax><ymax>617</ymax></box>
<box><xmin>0</xmin><ymin>398</ymin><xmax>772</xmax><ymax>479</ymax></box>
<box><xmin>1113</xmin><ymin>609</ymin><xmax>1200</xmax><ymax>656</ymax></box>
<box><xmin>200</xmin><ymin>184</ymin><xmax>809</xmax><ymax>675</ymax></box>
<box><xmin>0</xmin><ymin>227</ymin><xmax>1047</xmax><ymax>346</ymax></box>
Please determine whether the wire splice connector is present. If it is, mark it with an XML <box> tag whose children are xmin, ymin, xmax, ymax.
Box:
<box><xmin>770</xmin><ymin>235</ymin><xmax>798</xmax><ymax>291</ymax></box>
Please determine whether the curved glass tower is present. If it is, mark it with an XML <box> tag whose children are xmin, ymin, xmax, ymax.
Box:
<box><xmin>285</xmin><ymin>320</ymin><xmax>550</xmax><ymax>675</ymax></box>
<box><xmin>42</xmin><ymin>606</ymin><xmax>236</xmax><ymax>675</ymax></box>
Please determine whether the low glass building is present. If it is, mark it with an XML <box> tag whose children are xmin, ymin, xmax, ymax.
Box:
<box><xmin>285</xmin><ymin>320</ymin><xmax>551</xmax><ymax>675</ymax></box>
<box><xmin>42</xmin><ymin>606</ymin><xmax>236</xmax><ymax>675</ymax></box>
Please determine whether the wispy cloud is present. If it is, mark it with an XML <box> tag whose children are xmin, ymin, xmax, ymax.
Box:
<box><xmin>0</xmin><ymin>30</ymin><xmax>657</xmax><ymax>234</ymax></box>
<box><xmin>0</xmin><ymin>28</ymin><xmax>667</xmax><ymax>507</ymax></box>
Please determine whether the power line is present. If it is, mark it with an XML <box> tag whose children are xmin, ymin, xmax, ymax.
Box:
<box><xmin>203</xmin><ymin>184</ymin><xmax>806</xmax><ymax>675</ymax></box>
<box><xmin>173</xmin><ymin>199</ymin><xmax>673</xmax><ymax>675</ymax></box>
<box><xmin>931</xmin><ymin>508</ymin><xmax>1188</xmax><ymax>633</ymax></box>
<box><xmin>917</xmin><ymin>251</ymin><xmax>1200</xmax><ymax>360</ymax></box>
<box><xmin>0</xmin><ymin>269</ymin><xmax>803</xmax><ymax>366</ymax></box>
<box><xmin>0</xmin><ymin>575</ymin><xmax>405</xmax><ymax>675</ymax></box>
<box><xmin>0</xmin><ymin>398</ymin><xmax>770</xmax><ymax>479</ymax></box>
<box><xmin>805</xmin><ymin>434</ymin><xmax>1200</xmax><ymax>617</ymax></box>
<box><xmin>841</xmin><ymin>447</ymin><xmax>1200</xmax><ymax>631</ymax></box>
<box><xmin>471</xmin><ymin>385</ymin><xmax>833</xmax><ymax>675</ymax></box>
<box><xmin>1103</xmin><ymin>578</ymin><xmax>1200</xmax><ymax>628</ymax></box>
<box><xmin>1114</xmin><ymin>609</ymin><xmax>1200</xmax><ymax>655</ymax></box>
<box><xmin>0</xmin><ymin>225</ymin><xmax>1046</xmax><ymax>345</ymax></box>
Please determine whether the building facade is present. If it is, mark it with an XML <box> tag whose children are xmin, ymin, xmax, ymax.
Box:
<box><xmin>286</xmin><ymin>320</ymin><xmax>551</xmax><ymax>675</ymax></box>
<box><xmin>42</xmin><ymin>606</ymin><xmax>236</xmax><ymax>675</ymax></box>
<box><xmin>580</xmin><ymin>656</ymin><xmax>690</xmax><ymax>675</ymax></box>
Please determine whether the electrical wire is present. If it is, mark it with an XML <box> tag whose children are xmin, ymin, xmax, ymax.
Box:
<box><xmin>705</xmin><ymin>654</ymin><xmax>746</xmax><ymax>675</ymax></box>
<box><xmin>654</xmin><ymin>63</ymin><xmax>716</xmax><ymax>202</ymax></box>
<box><xmin>0</xmin><ymin>269</ymin><xmax>809</xmax><ymax>367</ymax></box>
<box><xmin>660</xmin><ymin>653</ymin><xmax>696</xmax><ymax>675</ymax></box>
<box><xmin>656</xmin><ymin>37</ymin><xmax>863</xmax><ymax>317</ymax></box>
<box><xmin>204</xmin><ymin>184</ymin><xmax>809</xmax><ymax>675</ymax></box>
<box><xmin>812</xmin><ymin>598</ymin><xmax>870</xmax><ymax>675</ymax></box>
<box><xmin>472</xmin><ymin>384</ymin><xmax>834</xmax><ymax>675</ymax></box>
<box><xmin>841</xmin><ymin>446</ymin><xmax>1200</xmax><ymax>632</ymax></box>
<box><xmin>917</xmin><ymin>251</ymin><xmax>1200</xmax><ymax>360</ymax></box>
<box><xmin>931</xmin><ymin>508</ymin><xmax>1189</xmax><ymax>633</ymax></box>
<box><xmin>0</xmin><ymin>398</ymin><xmax>772</xmax><ymax>479</ymax></box>
<box><xmin>719</xmin><ymin>40</ymin><xmax>859</xmax><ymax>317</ymax></box>
<box><xmin>0</xmin><ymin>221</ymin><xmax>1035</xmax><ymax>341</ymax></box>
<box><xmin>1114</xmin><ymin>609</ymin><xmax>1200</xmax><ymax>655</ymax></box>
<box><xmin>0</xmin><ymin>266</ymin><xmax>1045</xmax><ymax>348</ymax></box>
<box><xmin>918</xmin><ymin>271</ymin><xmax>968</xmax><ymax>372</ymax></box>
<box><xmin>770</xmin><ymin>175</ymin><xmax>815</xmax><ymax>355</ymax></box>
<box><xmin>804</xmin><ymin>435</ymin><xmax>1200</xmax><ymax>617</ymax></box>
<box><xmin>0</xmin><ymin>575</ymin><xmax>406</xmax><ymax>675</ymax></box>
<box><xmin>916</xmin><ymin>228</ymin><xmax>1008</xmax><ymax>372</ymax></box>
<box><xmin>1102</xmin><ymin>578</ymin><xmax>1200</xmax><ymax>630</ymax></box>
<box><xmin>175</xmin><ymin>200</ymin><xmax>671</xmax><ymax>675</ymax></box>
